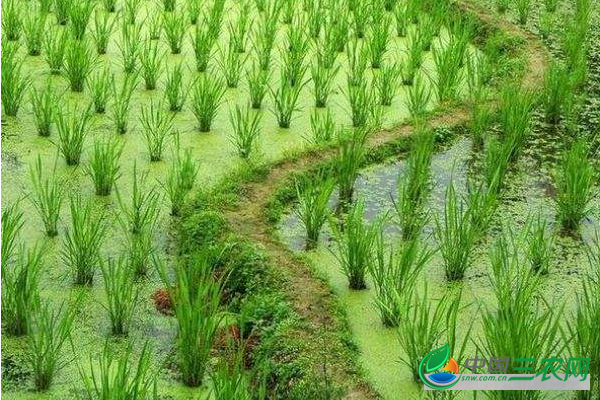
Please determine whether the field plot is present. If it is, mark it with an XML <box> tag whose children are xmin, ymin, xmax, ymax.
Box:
<box><xmin>1</xmin><ymin>0</ymin><xmax>598</xmax><ymax>399</ymax></box>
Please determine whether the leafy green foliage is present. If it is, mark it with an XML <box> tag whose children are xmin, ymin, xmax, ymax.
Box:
<box><xmin>62</xmin><ymin>195</ymin><xmax>107</xmax><ymax>285</ymax></box>
<box><xmin>330</xmin><ymin>199</ymin><xmax>380</xmax><ymax>290</ymax></box>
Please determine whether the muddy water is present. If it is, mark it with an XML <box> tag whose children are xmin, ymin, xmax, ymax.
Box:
<box><xmin>278</xmin><ymin>129</ymin><xmax>599</xmax><ymax>399</ymax></box>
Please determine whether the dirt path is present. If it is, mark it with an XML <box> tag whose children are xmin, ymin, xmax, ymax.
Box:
<box><xmin>223</xmin><ymin>3</ymin><xmax>547</xmax><ymax>399</ymax></box>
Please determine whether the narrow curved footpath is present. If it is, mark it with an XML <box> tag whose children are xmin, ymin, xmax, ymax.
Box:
<box><xmin>222</xmin><ymin>3</ymin><xmax>548</xmax><ymax>398</ymax></box>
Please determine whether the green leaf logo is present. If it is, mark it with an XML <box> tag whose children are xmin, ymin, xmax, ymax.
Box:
<box><xmin>425</xmin><ymin>343</ymin><xmax>450</xmax><ymax>373</ymax></box>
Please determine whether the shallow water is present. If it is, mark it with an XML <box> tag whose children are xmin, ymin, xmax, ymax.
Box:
<box><xmin>0</xmin><ymin>1</ymin><xmax>476</xmax><ymax>397</ymax></box>
<box><xmin>278</xmin><ymin>129</ymin><xmax>599</xmax><ymax>400</ymax></box>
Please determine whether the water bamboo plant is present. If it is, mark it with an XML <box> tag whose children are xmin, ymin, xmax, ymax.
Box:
<box><xmin>398</xmin><ymin>286</ymin><xmax>461</xmax><ymax>382</ymax></box>
<box><xmin>164</xmin><ymin>63</ymin><xmax>188</xmax><ymax>113</ymax></box>
<box><xmin>525</xmin><ymin>213</ymin><xmax>555</xmax><ymax>274</ymax></box>
<box><xmin>553</xmin><ymin>139</ymin><xmax>595</xmax><ymax>232</ymax></box>
<box><xmin>1</xmin><ymin>202</ymin><xmax>23</xmax><ymax>267</ymax></box>
<box><xmin>270</xmin><ymin>78</ymin><xmax>305</xmax><ymax>129</ymax></box>
<box><xmin>247</xmin><ymin>61</ymin><xmax>270</xmax><ymax>109</ymax></box>
<box><xmin>567</xmin><ymin>247</ymin><xmax>600</xmax><ymax>398</ymax></box>
<box><xmin>191</xmin><ymin>73</ymin><xmax>226</xmax><ymax>132</ymax></box>
<box><xmin>80</xmin><ymin>341</ymin><xmax>157</xmax><ymax>399</ymax></box>
<box><xmin>393</xmin><ymin>130</ymin><xmax>434</xmax><ymax>240</ymax></box>
<box><xmin>86</xmin><ymin>137</ymin><xmax>123</xmax><ymax>196</ymax></box>
<box><xmin>139</xmin><ymin>39</ymin><xmax>164</xmax><ymax>90</ymax></box>
<box><xmin>55</xmin><ymin>104</ymin><xmax>94</xmax><ymax>166</ymax></box>
<box><xmin>434</xmin><ymin>182</ymin><xmax>478</xmax><ymax>281</ymax></box>
<box><xmin>30</xmin><ymin>83</ymin><xmax>56</xmax><ymax>137</ymax></box>
<box><xmin>370</xmin><ymin>233</ymin><xmax>433</xmax><ymax>327</ymax></box>
<box><xmin>330</xmin><ymin>199</ymin><xmax>380</xmax><ymax>290</ymax></box>
<box><xmin>63</xmin><ymin>38</ymin><xmax>96</xmax><ymax>92</ymax></box>
<box><xmin>229</xmin><ymin>103</ymin><xmax>262</xmax><ymax>159</ymax></box>
<box><xmin>29</xmin><ymin>155</ymin><xmax>63</xmax><ymax>237</ymax></box>
<box><xmin>62</xmin><ymin>195</ymin><xmax>107</xmax><ymax>285</ymax></box>
<box><xmin>110</xmin><ymin>73</ymin><xmax>138</xmax><ymax>135</ymax></box>
<box><xmin>295</xmin><ymin>174</ymin><xmax>335</xmax><ymax>250</ymax></box>
<box><xmin>158</xmin><ymin>252</ymin><xmax>226</xmax><ymax>387</ymax></box>
<box><xmin>87</xmin><ymin>69</ymin><xmax>113</xmax><ymax>114</ymax></box>
<box><xmin>68</xmin><ymin>0</ymin><xmax>94</xmax><ymax>40</ymax></box>
<box><xmin>163</xmin><ymin>10</ymin><xmax>187</xmax><ymax>54</ymax></box>
<box><xmin>1</xmin><ymin>43</ymin><xmax>29</xmax><ymax>117</ymax></box>
<box><xmin>23</xmin><ymin>9</ymin><xmax>46</xmax><ymax>56</ymax></box>
<box><xmin>1</xmin><ymin>243</ymin><xmax>43</xmax><ymax>336</ymax></box>
<box><xmin>2</xmin><ymin>0</ymin><xmax>22</xmax><ymax>41</ymax></box>
<box><xmin>44</xmin><ymin>26</ymin><xmax>67</xmax><ymax>74</ymax></box>
<box><xmin>308</xmin><ymin>109</ymin><xmax>336</xmax><ymax>144</ymax></box>
<box><xmin>334</xmin><ymin>128</ymin><xmax>367</xmax><ymax>207</ymax></box>
<box><xmin>26</xmin><ymin>302</ymin><xmax>76</xmax><ymax>391</ymax></box>
<box><xmin>140</xmin><ymin>100</ymin><xmax>174</xmax><ymax>161</ymax></box>
<box><xmin>101</xmin><ymin>256</ymin><xmax>140</xmax><ymax>336</ymax></box>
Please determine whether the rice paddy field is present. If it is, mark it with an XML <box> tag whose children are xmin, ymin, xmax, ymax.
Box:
<box><xmin>1</xmin><ymin>0</ymin><xmax>598</xmax><ymax>399</ymax></box>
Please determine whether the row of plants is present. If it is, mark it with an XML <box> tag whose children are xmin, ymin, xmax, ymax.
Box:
<box><xmin>2</xmin><ymin>0</ymin><xmax>498</xmax><ymax>151</ymax></box>
<box><xmin>2</xmin><ymin>160</ymin><xmax>366</xmax><ymax>398</ymax></box>
<box><xmin>261</xmin><ymin>4</ymin><xmax>598</xmax><ymax>396</ymax></box>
